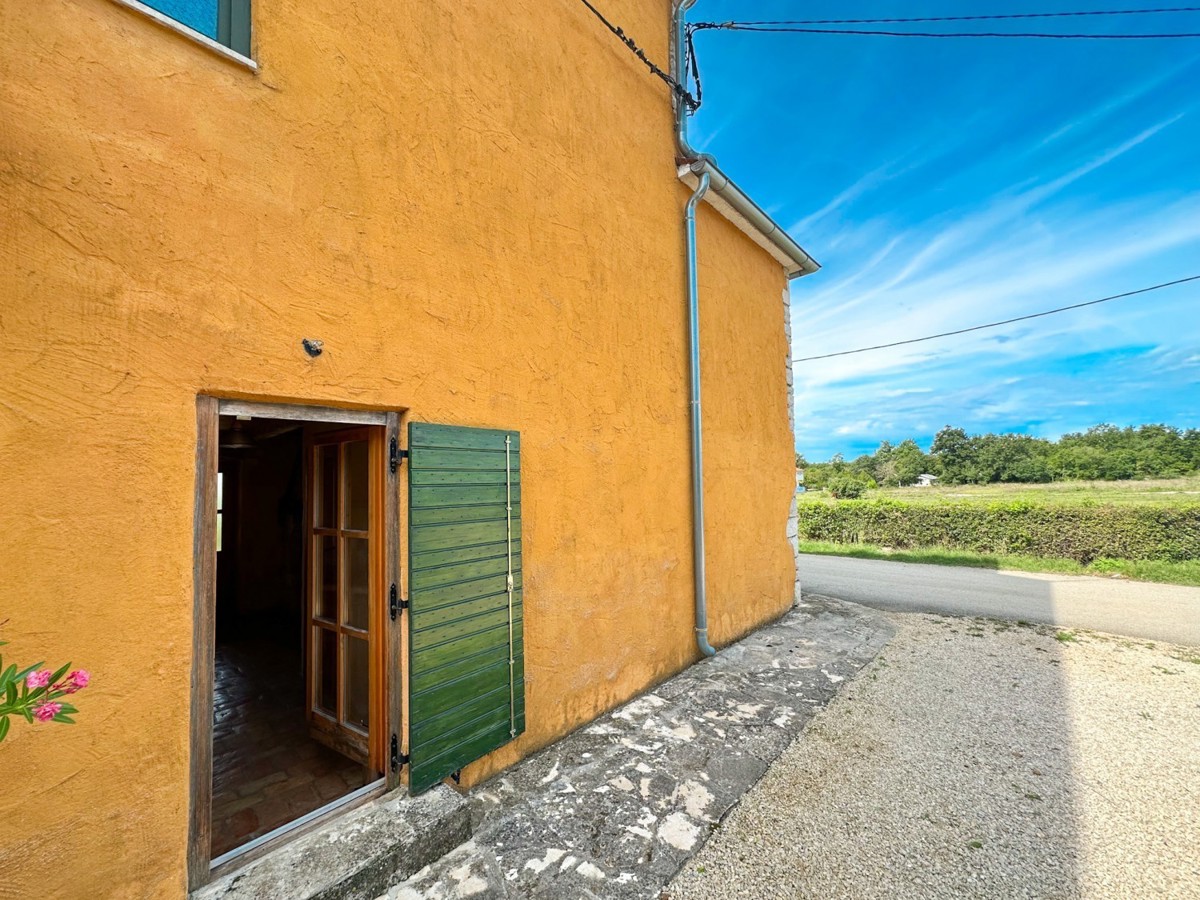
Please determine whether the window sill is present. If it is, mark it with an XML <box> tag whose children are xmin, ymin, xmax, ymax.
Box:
<box><xmin>108</xmin><ymin>0</ymin><xmax>257</xmax><ymax>71</ymax></box>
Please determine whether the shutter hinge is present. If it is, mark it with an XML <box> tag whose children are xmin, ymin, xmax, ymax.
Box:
<box><xmin>390</xmin><ymin>734</ymin><xmax>409</xmax><ymax>772</ymax></box>
<box><xmin>389</xmin><ymin>437</ymin><xmax>409</xmax><ymax>473</ymax></box>
<box><xmin>389</xmin><ymin>583</ymin><xmax>409</xmax><ymax>620</ymax></box>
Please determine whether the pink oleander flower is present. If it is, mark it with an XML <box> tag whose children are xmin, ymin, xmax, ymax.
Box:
<box><xmin>26</xmin><ymin>670</ymin><xmax>52</xmax><ymax>690</ymax></box>
<box><xmin>33</xmin><ymin>701</ymin><xmax>62</xmax><ymax>722</ymax></box>
<box><xmin>65</xmin><ymin>670</ymin><xmax>90</xmax><ymax>693</ymax></box>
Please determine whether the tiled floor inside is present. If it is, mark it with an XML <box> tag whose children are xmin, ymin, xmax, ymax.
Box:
<box><xmin>211</xmin><ymin>638</ymin><xmax>373</xmax><ymax>859</ymax></box>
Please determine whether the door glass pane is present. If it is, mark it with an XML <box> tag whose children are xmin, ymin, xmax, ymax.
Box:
<box><xmin>315</xmin><ymin>535</ymin><xmax>338</xmax><ymax>620</ymax></box>
<box><xmin>344</xmin><ymin>440</ymin><xmax>369</xmax><ymax>531</ymax></box>
<box><xmin>316</xmin><ymin>628</ymin><xmax>337</xmax><ymax>715</ymax></box>
<box><xmin>345</xmin><ymin>537</ymin><xmax>370</xmax><ymax>630</ymax></box>
<box><xmin>345</xmin><ymin>636</ymin><xmax>369</xmax><ymax>732</ymax></box>
<box><xmin>317</xmin><ymin>444</ymin><xmax>338</xmax><ymax>528</ymax></box>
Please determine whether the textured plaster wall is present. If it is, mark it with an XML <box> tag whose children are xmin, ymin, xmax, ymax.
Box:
<box><xmin>784</xmin><ymin>287</ymin><xmax>803</xmax><ymax>602</ymax></box>
<box><xmin>0</xmin><ymin>0</ymin><xmax>795</xmax><ymax>895</ymax></box>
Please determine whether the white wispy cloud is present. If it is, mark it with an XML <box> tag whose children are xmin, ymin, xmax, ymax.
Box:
<box><xmin>686</xmin><ymin>9</ymin><xmax>1200</xmax><ymax>460</ymax></box>
<box><xmin>1036</xmin><ymin>60</ymin><xmax>1197</xmax><ymax>148</ymax></box>
<box><xmin>787</xmin><ymin>106</ymin><xmax>1200</xmax><ymax>457</ymax></box>
<box><xmin>788</xmin><ymin>160</ymin><xmax>900</xmax><ymax>234</ymax></box>
<box><xmin>792</xmin><ymin>194</ymin><xmax>1200</xmax><ymax>393</ymax></box>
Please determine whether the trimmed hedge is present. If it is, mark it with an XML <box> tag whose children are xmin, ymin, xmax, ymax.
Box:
<box><xmin>796</xmin><ymin>500</ymin><xmax>1200</xmax><ymax>563</ymax></box>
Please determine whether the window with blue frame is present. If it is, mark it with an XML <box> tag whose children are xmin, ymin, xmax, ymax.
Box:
<box><xmin>143</xmin><ymin>0</ymin><xmax>251</xmax><ymax>57</ymax></box>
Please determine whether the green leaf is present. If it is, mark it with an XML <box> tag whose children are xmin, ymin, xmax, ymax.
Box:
<box><xmin>20</xmin><ymin>707</ymin><xmax>33</xmax><ymax>723</ymax></box>
<box><xmin>5</xmin><ymin>682</ymin><xmax>15</xmax><ymax>706</ymax></box>
<box><xmin>56</xmin><ymin>703</ymin><xmax>77</xmax><ymax>715</ymax></box>
<box><xmin>49</xmin><ymin>662</ymin><xmax>71</xmax><ymax>685</ymax></box>
<box><xmin>12</xmin><ymin>661</ymin><xmax>46</xmax><ymax>684</ymax></box>
<box><xmin>52</xmin><ymin>714</ymin><xmax>76</xmax><ymax>724</ymax></box>
<box><xmin>0</xmin><ymin>716</ymin><xmax>9</xmax><ymax>741</ymax></box>
<box><xmin>0</xmin><ymin>664</ymin><xmax>16</xmax><ymax>693</ymax></box>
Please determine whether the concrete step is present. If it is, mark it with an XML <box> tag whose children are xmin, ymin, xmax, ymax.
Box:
<box><xmin>194</xmin><ymin>785</ymin><xmax>470</xmax><ymax>900</ymax></box>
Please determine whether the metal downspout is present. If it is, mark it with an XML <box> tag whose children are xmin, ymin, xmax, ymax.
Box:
<box><xmin>685</xmin><ymin>172</ymin><xmax>717</xmax><ymax>657</ymax></box>
<box><xmin>676</xmin><ymin>0</ymin><xmax>715</xmax><ymax>658</ymax></box>
<box><xmin>674</xmin><ymin>0</ymin><xmax>710</xmax><ymax>164</ymax></box>
<box><xmin>673</xmin><ymin>1</ymin><xmax>816</xmax><ymax>657</ymax></box>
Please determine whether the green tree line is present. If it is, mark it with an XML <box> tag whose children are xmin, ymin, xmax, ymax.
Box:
<box><xmin>799</xmin><ymin>424</ymin><xmax>1200</xmax><ymax>491</ymax></box>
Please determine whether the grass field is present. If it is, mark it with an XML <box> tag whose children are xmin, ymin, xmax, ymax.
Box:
<box><xmin>798</xmin><ymin>475</ymin><xmax>1200</xmax><ymax>507</ymax></box>
<box><xmin>796</xmin><ymin>476</ymin><xmax>1200</xmax><ymax>587</ymax></box>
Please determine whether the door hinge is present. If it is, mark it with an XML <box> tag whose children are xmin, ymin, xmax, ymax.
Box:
<box><xmin>389</xmin><ymin>583</ymin><xmax>409</xmax><ymax>620</ymax></box>
<box><xmin>391</xmin><ymin>733</ymin><xmax>409</xmax><ymax>772</ymax></box>
<box><xmin>389</xmin><ymin>437</ymin><xmax>409</xmax><ymax>473</ymax></box>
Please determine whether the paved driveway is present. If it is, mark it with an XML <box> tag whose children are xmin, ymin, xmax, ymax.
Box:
<box><xmin>799</xmin><ymin>553</ymin><xmax>1200</xmax><ymax>645</ymax></box>
<box><xmin>669</xmin><ymin>611</ymin><xmax>1200</xmax><ymax>899</ymax></box>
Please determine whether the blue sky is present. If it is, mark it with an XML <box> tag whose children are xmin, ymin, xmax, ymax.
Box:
<box><xmin>685</xmin><ymin>3</ymin><xmax>1200</xmax><ymax>461</ymax></box>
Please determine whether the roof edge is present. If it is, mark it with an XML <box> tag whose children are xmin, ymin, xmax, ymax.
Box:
<box><xmin>677</xmin><ymin>161</ymin><xmax>820</xmax><ymax>279</ymax></box>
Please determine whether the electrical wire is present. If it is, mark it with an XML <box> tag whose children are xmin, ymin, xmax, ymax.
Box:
<box><xmin>575</xmin><ymin>0</ymin><xmax>699</xmax><ymax>110</ymax></box>
<box><xmin>791</xmin><ymin>276</ymin><xmax>1200</xmax><ymax>363</ymax></box>
<box><xmin>686</xmin><ymin>26</ymin><xmax>704</xmax><ymax>109</ymax></box>
<box><xmin>693</xmin><ymin>25</ymin><xmax>1200</xmax><ymax>39</ymax></box>
<box><xmin>695</xmin><ymin>8</ymin><xmax>1200</xmax><ymax>27</ymax></box>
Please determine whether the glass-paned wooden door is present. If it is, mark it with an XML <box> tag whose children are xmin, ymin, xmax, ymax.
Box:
<box><xmin>306</xmin><ymin>427</ymin><xmax>383</xmax><ymax>768</ymax></box>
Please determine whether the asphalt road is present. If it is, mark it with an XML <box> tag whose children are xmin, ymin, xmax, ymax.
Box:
<box><xmin>799</xmin><ymin>554</ymin><xmax>1200</xmax><ymax>646</ymax></box>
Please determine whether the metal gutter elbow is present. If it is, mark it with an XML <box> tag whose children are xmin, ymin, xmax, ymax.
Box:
<box><xmin>681</xmin><ymin>160</ymin><xmax>820</xmax><ymax>278</ymax></box>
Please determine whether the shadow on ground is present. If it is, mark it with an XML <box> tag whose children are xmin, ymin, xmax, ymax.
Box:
<box><xmin>669</xmin><ymin>582</ymin><xmax>1092</xmax><ymax>899</ymax></box>
<box><xmin>384</xmin><ymin>597</ymin><xmax>893</xmax><ymax>899</ymax></box>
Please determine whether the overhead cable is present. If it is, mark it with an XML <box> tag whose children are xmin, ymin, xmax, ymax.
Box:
<box><xmin>696</xmin><ymin>8</ymin><xmax>1200</xmax><ymax>27</ymax></box>
<box><xmin>692</xmin><ymin>24</ymin><xmax>1200</xmax><ymax>39</ymax></box>
<box><xmin>685</xmin><ymin>25</ymin><xmax>704</xmax><ymax>110</ymax></box>
<box><xmin>792</xmin><ymin>276</ymin><xmax>1200</xmax><ymax>363</ymax></box>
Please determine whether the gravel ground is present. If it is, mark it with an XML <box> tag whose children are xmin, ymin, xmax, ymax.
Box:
<box><xmin>667</xmin><ymin>612</ymin><xmax>1200</xmax><ymax>900</ymax></box>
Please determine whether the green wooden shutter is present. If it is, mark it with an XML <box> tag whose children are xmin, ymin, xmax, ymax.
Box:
<box><xmin>407</xmin><ymin>423</ymin><xmax>525</xmax><ymax>793</ymax></box>
<box><xmin>217</xmin><ymin>0</ymin><xmax>251</xmax><ymax>57</ymax></box>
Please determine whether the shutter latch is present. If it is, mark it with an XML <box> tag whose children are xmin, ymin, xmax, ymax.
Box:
<box><xmin>390</xmin><ymin>734</ymin><xmax>409</xmax><ymax>772</ymax></box>
<box><xmin>389</xmin><ymin>437</ymin><xmax>409</xmax><ymax>473</ymax></box>
<box><xmin>389</xmin><ymin>583</ymin><xmax>409</xmax><ymax>620</ymax></box>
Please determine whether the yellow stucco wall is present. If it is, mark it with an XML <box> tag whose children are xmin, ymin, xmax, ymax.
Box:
<box><xmin>0</xmin><ymin>0</ymin><xmax>797</xmax><ymax>895</ymax></box>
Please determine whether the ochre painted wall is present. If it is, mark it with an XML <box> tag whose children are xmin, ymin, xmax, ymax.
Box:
<box><xmin>0</xmin><ymin>0</ymin><xmax>796</xmax><ymax>895</ymax></box>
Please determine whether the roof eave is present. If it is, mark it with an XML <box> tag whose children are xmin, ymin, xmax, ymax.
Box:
<box><xmin>676</xmin><ymin>160</ymin><xmax>820</xmax><ymax>280</ymax></box>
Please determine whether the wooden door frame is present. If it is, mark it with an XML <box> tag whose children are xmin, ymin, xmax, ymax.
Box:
<box><xmin>189</xmin><ymin>397</ymin><xmax>401</xmax><ymax>890</ymax></box>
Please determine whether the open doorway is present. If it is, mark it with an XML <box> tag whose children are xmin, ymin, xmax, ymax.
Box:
<box><xmin>211</xmin><ymin>414</ymin><xmax>387</xmax><ymax>864</ymax></box>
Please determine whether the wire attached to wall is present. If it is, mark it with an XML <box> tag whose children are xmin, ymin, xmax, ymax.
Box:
<box><xmin>685</xmin><ymin>26</ymin><xmax>704</xmax><ymax>111</ymax></box>
<box><xmin>575</xmin><ymin>0</ymin><xmax>700</xmax><ymax>111</ymax></box>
